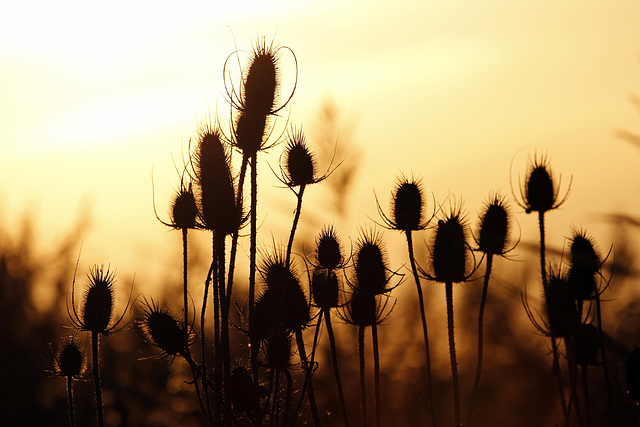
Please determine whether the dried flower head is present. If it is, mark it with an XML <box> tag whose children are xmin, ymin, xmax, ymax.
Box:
<box><xmin>284</xmin><ymin>129</ymin><xmax>316</xmax><ymax>187</ymax></box>
<box><xmin>54</xmin><ymin>336</ymin><xmax>85</xmax><ymax>379</ymax></box>
<box><xmin>514</xmin><ymin>153</ymin><xmax>570</xmax><ymax>214</ymax></box>
<box><xmin>342</xmin><ymin>289</ymin><xmax>394</xmax><ymax>328</ymax></box>
<box><xmin>139</xmin><ymin>298</ymin><xmax>191</xmax><ymax>359</ymax></box>
<box><xmin>315</xmin><ymin>225</ymin><xmax>343</xmax><ymax>270</ymax></box>
<box><xmin>477</xmin><ymin>193</ymin><xmax>511</xmax><ymax>256</ymax></box>
<box><xmin>311</xmin><ymin>268</ymin><xmax>340</xmax><ymax>310</ymax></box>
<box><xmin>544</xmin><ymin>271</ymin><xmax>579</xmax><ymax>339</ymax></box>
<box><xmin>376</xmin><ymin>175</ymin><xmax>432</xmax><ymax>232</ymax></box>
<box><xmin>569</xmin><ymin>230</ymin><xmax>601</xmax><ymax>275</ymax></box>
<box><xmin>355</xmin><ymin>230</ymin><xmax>390</xmax><ymax>295</ymax></box>
<box><xmin>171</xmin><ymin>184</ymin><xmax>199</xmax><ymax>230</ymax></box>
<box><xmin>265</xmin><ymin>326</ymin><xmax>292</xmax><ymax>370</ymax></box>
<box><xmin>243</xmin><ymin>39</ymin><xmax>280</xmax><ymax>117</ymax></box>
<box><xmin>431</xmin><ymin>206</ymin><xmax>470</xmax><ymax>284</ymax></box>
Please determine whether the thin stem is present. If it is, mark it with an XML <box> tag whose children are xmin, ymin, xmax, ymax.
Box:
<box><xmin>406</xmin><ymin>231</ymin><xmax>436</xmax><ymax>427</ymax></box>
<box><xmin>226</xmin><ymin>155</ymin><xmax>248</xmax><ymax>311</ymax></box>
<box><xmin>582</xmin><ymin>365</ymin><xmax>591</xmax><ymax>427</ymax></box>
<box><xmin>595</xmin><ymin>294</ymin><xmax>612</xmax><ymax>425</ymax></box>
<box><xmin>372</xmin><ymin>322</ymin><xmax>381</xmax><ymax>427</ymax></box>
<box><xmin>358</xmin><ymin>325</ymin><xmax>367</xmax><ymax>427</ymax></box>
<box><xmin>286</xmin><ymin>185</ymin><xmax>306</xmax><ymax>268</ymax></box>
<box><xmin>66</xmin><ymin>376</ymin><xmax>76</xmax><ymax>427</ymax></box>
<box><xmin>283</xmin><ymin>368</ymin><xmax>293</xmax><ymax>427</ymax></box>
<box><xmin>249</xmin><ymin>153</ymin><xmax>258</xmax><ymax>380</ymax></box>
<box><xmin>182</xmin><ymin>227</ymin><xmax>189</xmax><ymax>333</ymax></box>
<box><xmin>567</xmin><ymin>348</ymin><xmax>584</xmax><ymax>427</ymax></box>
<box><xmin>211</xmin><ymin>236</ymin><xmax>222</xmax><ymax>425</ymax></box>
<box><xmin>551</xmin><ymin>337</ymin><xmax>569</xmax><ymax>426</ymax></box>
<box><xmin>293</xmin><ymin>329</ymin><xmax>321</xmax><ymax>427</ymax></box>
<box><xmin>467</xmin><ymin>253</ymin><xmax>493</xmax><ymax>426</ymax></box>
<box><xmin>201</xmin><ymin>261</ymin><xmax>215</xmax><ymax>417</ymax></box>
<box><xmin>538</xmin><ymin>211</ymin><xmax>547</xmax><ymax>288</ymax></box>
<box><xmin>445</xmin><ymin>281</ymin><xmax>461</xmax><ymax>427</ymax></box>
<box><xmin>91</xmin><ymin>332</ymin><xmax>104</xmax><ymax>427</ymax></box>
<box><xmin>325</xmin><ymin>311</ymin><xmax>350</xmax><ymax>427</ymax></box>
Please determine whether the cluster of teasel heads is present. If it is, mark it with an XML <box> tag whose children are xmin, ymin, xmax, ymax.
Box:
<box><xmin>48</xmin><ymin>37</ymin><xmax>640</xmax><ymax>427</ymax></box>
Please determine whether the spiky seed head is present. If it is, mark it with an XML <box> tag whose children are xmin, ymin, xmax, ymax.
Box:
<box><xmin>570</xmin><ymin>231</ymin><xmax>600</xmax><ymax>274</ymax></box>
<box><xmin>235</xmin><ymin>111</ymin><xmax>267</xmax><ymax>156</ymax></box>
<box><xmin>355</xmin><ymin>232</ymin><xmax>388</xmax><ymax>295</ymax></box>
<box><xmin>244</xmin><ymin>42</ymin><xmax>278</xmax><ymax>116</ymax></box>
<box><xmin>56</xmin><ymin>337</ymin><xmax>85</xmax><ymax>379</ymax></box>
<box><xmin>82</xmin><ymin>266</ymin><xmax>115</xmax><ymax>334</ymax></box>
<box><xmin>544</xmin><ymin>273</ymin><xmax>579</xmax><ymax>338</ymax></box>
<box><xmin>316</xmin><ymin>226</ymin><xmax>342</xmax><ymax>270</ymax></box>
<box><xmin>311</xmin><ymin>268</ymin><xmax>340</xmax><ymax>310</ymax></box>
<box><xmin>393</xmin><ymin>180</ymin><xmax>423</xmax><ymax>231</ymax></box>
<box><xmin>171</xmin><ymin>188</ymin><xmax>198</xmax><ymax>230</ymax></box>
<box><xmin>524</xmin><ymin>160</ymin><xmax>556</xmax><ymax>213</ymax></box>
<box><xmin>140</xmin><ymin>299</ymin><xmax>188</xmax><ymax>357</ymax></box>
<box><xmin>432</xmin><ymin>212</ymin><xmax>468</xmax><ymax>283</ymax></box>
<box><xmin>570</xmin><ymin>323</ymin><xmax>600</xmax><ymax>366</ymax></box>
<box><xmin>285</xmin><ymin>130</ymin><xmax>316</xmax><ymax>187</ymax></box>
<box><xmin>346</xmin><ymin>290</ymin><xmax>378</xmax><ymax>327</ymax></box>
<box><xmin>478</xmin><ymin>195</ymin><xmax>510</xmax><ymax>255</ymax></box>
<box><xmin>197</xmin><ymin>126</ymin><xmax>238</xmax><ymax>235</ymax></box>
<box><xmin>230</xmin><ymin>366</ymin><xmax>260</xmax><ymax>415</ymax></box>
<box><xmin>265</xmin><ymin>327</ymin><xmax>291</xmax><ymax>370</ymax></box>
<box><xmin>627</xmin><ymin>347</ymin><xmax>640</xmax><ymax>401</ymax></box>
<box><xmin>567</xmin><ymin>266</ymin><xmax>597</xmax><ymax>302</ymax></box>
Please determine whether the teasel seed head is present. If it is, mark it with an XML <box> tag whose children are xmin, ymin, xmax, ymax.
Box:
<box><xmin>244</xmin><ymin>40</ymin><xmax>279</xmax><ymax>117</ymax></box>
<box><xmin>544</xmin><ymin>271</ymin><xmax>579</xmax><ymax>339</ymax></box>
<box><xmin>55</xmin><ymin>336</ymin><xmax>85</xmax><ymax>379</ymax></box>
<box><xmin>171</xmin><ymin>185</ymin><xmax>199</xmax><ymax>230</ymax></box>
<box><xmin>140</xmin><ymin>298</ymin><xmax>190</xmax><ymax>358</ymax></box>
<box><xmin>284</xmin><ymin>129</ymin><xmax>316</xmax><ymax>188</ymax></box>
<box><xmin>569</xmin><ymin>230</ymin><xmax>600</xmax><ymax>275</ymax></box>
<box><xmin>316</xmin><ymin>225</ymin><xmax>343</xmax><ymax>270</ymax></box>
<box><xmin>570</xmin><ymin>323</ymin><xmax>600</xmax><ymax>366</ymax></box>
<box><xmin>517</xmin><ymin>153</ymin><xmax>570</xmax><ymax>214</ymax></box>
<box><xmin>477</xmin><ymin>194</ymin><xmax>510</xmax><ymax>256</ymax></box>
<box><xmin>196</xmin><ymin>123</ymin><xmax>239</xmax><ymax>235</ymax></box>
<box><xmin>234</xmin><ymin>111</ymin><xmax>267</xmax><ymax>157</ymax></box>
<box><xmin>355</xmin><ymin>230</ymin><xmax>389</xmax><ymax>295</ymax></box>
<box><xmin>82</xmin><ymin>265</ymin><xmax>115</xmax><ymax>335</ymax></box>
<box><xmin>311</xmin><ymin>268</ymin><xmax>340</xmax><ymax>310</ymax></box>
<box><xmin>627</xmin><ymin>346</ymin><xmax>640</xmax><ymax>401</ymax></box>
<box><xmin>393</xmin><ymin>179</ymin><xmax>423</xmax><ymax>231</ymax></box>
<box><xmin>432</xmin><ymin>208</ymin><xmax>469</xmax><ymax>284</ymax></box>
<box><xmin>265</xmin><ymin>327</ymin><xmax>292</xmax><ymax>370</ymax></box>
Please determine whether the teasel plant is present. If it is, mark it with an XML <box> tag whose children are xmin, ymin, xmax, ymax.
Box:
<box><xmin>53</xmin><ymin>335</ymin><xmax>86</xmax><ymax>427</ymax></box>
<box><xmin>375</xmin><ymin>174</ymin><xmax>437</xmax><ymax>427</ymax></box>
<box><xmin>67</xmin><ymin>265</ymin><xmax>133</xmax><ymax>427</ymax></box>
<box><xmin>223</xmin><ymin>38</ymin><xmax>298</xmax><ymax>383</ymax></box>
<box><xmin>342</xmin><ymin>229</ymin><xmax>399</xmax><ymax>427</ymax></box>
<box><xmin>467</xmin><ymin>192</ymin><xmax>517</xmax><ymax>426</ymax></box>
<box><xmin>567</xmin><ymin>323</ymin><xmax>600</xmax><ymax>427</ymax></box>
<box><xmin>512</xmin><ymin>152</ymin><xmax>571</xmax><ymax>423</ymax></box>
<box><xmin>308</xmin><ymin>225</ymin><xmax>350</xmax><ymax>427</ymax></box>
<box><xmin>420</xmin><ymin>199</ymin><xmax>476</xmax><ymax>427</ymax></box>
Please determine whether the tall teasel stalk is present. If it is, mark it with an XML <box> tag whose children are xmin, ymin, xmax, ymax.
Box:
<box><xmin>513</xmin><ymin>152</ymin><xmax>571</xmax><ymax>422</ymax></box>
<box><xmin>310</xmin><ymin>226</ymin><xmax>350</xmax><ymax>427</ymax></box>
<box><xmin>425</xmin><ymin>202</ymin><xmax>474</xmax><ymax>427</ymax></box>
<box><xmin>196</xmin><ymin>120</ymin><xmax>241</xmax><ymax>423</ymax></box>
<box><xmin>375</xmin><ymin>175</ymin><xmax>437</xmax><ymax>427</ymax></box>
<box><xmin>67</xmin><ymin>265</ymin><xmax>132</xmax><ymax>427</ymax></box>
<box><xmin>54</xmin><ymin>336</ymin><xmax>85</xmax><ymax>427</ymax></box>
<box><xmin>467</xmin><ymin>193</ymin><xmax>515</xmax><ymax>426</ymax></box>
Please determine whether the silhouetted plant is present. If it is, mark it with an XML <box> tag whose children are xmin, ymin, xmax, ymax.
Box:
<box><xmin>53</xmin><ymin>336</ymin><xmax>85</xmax><ymax>427</ymax></box>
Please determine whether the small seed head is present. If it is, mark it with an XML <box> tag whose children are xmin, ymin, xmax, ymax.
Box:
<box><xmin>285</xmin><ymin>130</ymin><xmax>316</xmax><ymax>187</ymax></box>
<box><xmin>265</xmin><ymin>327</ymin><xmax>292</xmax><ymax>370</ymax></box>
<box><xmin>244</xmin><ymin>42</ymin><xmax>278</xmax><ymax>116</ymax></box>
<box><xmin>82</xmin><ymin>266</ymin><xmax>115</xmax><ymax>335</ymax></box>
<box><xmin>235</xmin><ymin>112</ymin><xmax>267</xmax><ymax>156</ymax></box>
<box><xmin>544</xmin><ymin>273</ymin><xmax>579</xmax><ymax>338</ymax></box>
<box><xmin>316</xmin><ymin>226</ymin><xmax>343</xmax><ymax>270</ymax></box>
<box><xmin>56</xmin><ymin>337</ymin><xmax>85</xmax><ymax>379</ymax></box>
<box><xmin>355</xmin><ymin>232</ymin><xmax>388</xmax><ymax>295</ymax></box>
<box><xmin>432</xmin><ymin>212</ymin><xmax>468</xmax><ymax>283</ymax></box>
<box><xmin>140</xmin><ymin>299</ymin><xmax>188</xmax><ymax>358</ymax></box>
<box><xmin>171</xmin><ymin>188</ymin><xmax>198</xmax><ymax>230</ymax></box>
<box><xmin>311</xmin><ymin>268</ymin><xmax>340</xmax><ymax>310</ymax></box>
<box><xmin>570</xmin><ymin>231</ymin><xmax>600</xmax><ymax>274</ymax></box>
<box><xmin>478</xmin><ymin>195</ymin><xmax>510</xmax><ymax>255</ymax></box>
<box><xmin>346</xmin><ymin>290</ymin><xmax>379</xmax><ymax>327</ymax></box>
<box><xmin>393</xmin><ymin>180</ymin><xmax>423</xmax><ymax>231</ymax></box>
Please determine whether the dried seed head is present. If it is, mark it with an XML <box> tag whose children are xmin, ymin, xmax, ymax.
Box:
<box><xmin>55</xmin><ymin>337</ymin><xmax>85</xmax><ymax>379</ymax></box>
<box><xmin>140</xmin><ymin>298</ymin><xmax>188</xmax><ymax>358</ymax></box>
<box><xmin>478</xmin><ymin>194</ymin><xmax>510</xmax><ymax>255</ymax></box>
<box><xmin>567</xmin><ymin>266</ymin><xmax>597</xmax><ymax>302</ymax></box>
<box><xmin>244</xmin><ymin>41</ymin><xmax>279</xmax><ymax>117</ymax></box>
<box><xmin>627</xmin><ymin>347</ymin><xmax>640</xmax><ymax>401</ymax></box>
<box><xmin>230</xmin><ymin>366</ymin><xmax>260</xmax><ymax>415</ymax></box>
<box><xmin>393</xmin><ymin>180</ymin><xmax>423</xmax><ymax>231</ymax></box>
<box><xmin>284</xmin><ymin>130</ymin><xmax>316</xmax><ymax>187</ymax></box>
<box><xmin>196</xmin><ymin>125</ymin><xmax>239</xmax><ymax>235</ymax></box>
<box><xmin>311</xmin><ymin>268</ymin><xmax>340</xmax><ymax>310</ymax></box>
<box><xmin>82</xmin><ymin>266</ymin><xmax>115</xmax><ymax>334</ymax></box>
<box><xmin>544</xmin><ymin>272</ymin><xmax>579</xmax><ymax>338</ymax></box>
<box><xmin>171</xmin><ymin>187</ymin><xmax>198</xmax><ymax>230</ymax></box>
<box><xmin>235</xmin><ymin>111</ymin><xmax>267</xmax><ymax>156</ymax></box>
<box><xmin>265</xmin><ymin>327</ymin><xmax>292</xmax><ymax>370</ymax></box>
<box><xmin>355</xmin><ymin>231</ymin><xmax>389</xmax><ymax>295</ymax></box>
<box><xmin>569</xmin><ymin>231</ymin><xmax>600</xmax><ymax>274</ymax></box>
<box><xmin>316</xmin><ymin>225</ymin><xmax>343</xmax><ymax>270</ymax></box>
<box><xmin>432</xmin><ymin>210</ymin><xmax>468</xmax><ymax>283</ymax></box>
<box><xmin>346</xmin><ymin>290</ymin><xmax>378</xmax><ymax>327</ymax></box>
<box><xmin>570</xmin><ymin>323</ymin><xmax>600</xmax><ymax>366</ymax></box>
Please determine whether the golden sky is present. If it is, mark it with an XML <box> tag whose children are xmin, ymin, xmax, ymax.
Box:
<box><xmin>2</xmin><ymin>1</ymin><xmax>640</xmax><ymax>295</ymax></box>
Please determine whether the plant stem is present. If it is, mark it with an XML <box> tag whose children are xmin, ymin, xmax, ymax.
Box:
<box><xmin>582</xmin><ymin>365</ymin><xmax>591</xmax><ymax>427</ymax></box>
<box><xmin>286</xmin><ymin>185</ymin><xmax>306</xmax><ymax>268</ymax></box>
<box><xmin>225</xmin><ymin>155</ymin><xmax>248</xmax><ymax>311</ymax></box>
<box><xmin>551</xmin><ymin>337</ymin><xmax>569</xmax><ymax>426</ymax></box>
<box><xmin>445</xmin><ymin>281</ymin><xmax>461</xmax><ymax>427</ymax></box>
<box><xmin>182</xmin><ymin>227</ymin><xmax>189</xmax><ymax>333</ymax></box>
<box><xmin>406</xmin><ymin>231</ymin><xmax>436</xmax><ymax>427</ymax></box>
<box><xmin>66</xmin><ymin>376</ymin><xmax>76</xmax><ymax>427</ymax></box>
<box><xmin>595</xmin><ymin>294</ymin><xmax>612</xmax><ymax>424</ymax></box>
<box><xmin>467</xmin><ymin>253</ymin><xmax>493</xmax><ymax>426</ymax></box>
<box><xmin>91</xmin><ymin>332</ymin><xmax>104</xmax><ymax>427</ymax></box>
<box><xmin>325</xmin><ymin>310</ymin><xmax>350</xmax><ymax>427</ymax></box>
<box><xmin>201</xmin><ymin>261</ymin><xmax>214</xmax><ymax>416</ymax></box>
<box><xmin>358</xmin><ymin>325</ymin><xmax>367</xmax><ymax>427</ymax></box>
<box><xmin>538</xmin><ymin>211</ymin><xmax>547</xmax><ymax>288</ymax></box>
<box><xmin>372</xmin><ymin>322</ymin><xmax>381</xmax><ymax>427</ymax></box>
<box><xmin>293</xmin><ymin>329</ymin><xmax>321</xmax><ymax>427</ymax></box>
<box><xmin>249</xmin><ymin>153</ymin><xmax>258</xmax><ymax>380</ymax></box>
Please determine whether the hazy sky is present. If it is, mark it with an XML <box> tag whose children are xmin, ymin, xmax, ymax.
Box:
<box><xmin>2</xmin><ymin>1</ymin><xmax>640</xmax><ymax>296</ymax></box>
